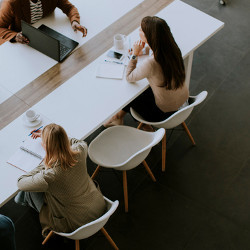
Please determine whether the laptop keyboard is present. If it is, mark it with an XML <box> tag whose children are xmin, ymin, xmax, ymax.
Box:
<box><xmin>60</xmin><ymin>44</ymin><xmax>71</xmax><ymax>58</ymax></box>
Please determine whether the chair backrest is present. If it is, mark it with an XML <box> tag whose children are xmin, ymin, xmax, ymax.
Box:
<box><xmin>88</xmin><ymin>126</ymin><xmax>165</xmax><ymax>170</ymax></box>
<box><xmin>55</xmin><ymin>197</ymin><xmax>119</xmax><ymax>240</ymax></box>
<box><xmin>130</xmin><ymin>91</ymin><xmax>208</xmax><ymax>129</ymax></box>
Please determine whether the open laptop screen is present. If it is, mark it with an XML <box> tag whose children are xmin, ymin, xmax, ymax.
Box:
<box><xmin>21</xmin><ymin>20</ymin><xmax>60</xmax><ymax>61</ymax></box>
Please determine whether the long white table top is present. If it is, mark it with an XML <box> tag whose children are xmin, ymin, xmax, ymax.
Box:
<box><xmin>0</xmin><ymin>0</ymin><xmax>224</xmax><ymax>207</ymax></box>
<box><xmin>34</xmin><ymin>0</ymin><xmax>224</xmax><ymax>139</ymax></box>
<box><xmin>0</xmin><ymin>0</ymin><xmax>143</xmax><ymax>103</ymax></box>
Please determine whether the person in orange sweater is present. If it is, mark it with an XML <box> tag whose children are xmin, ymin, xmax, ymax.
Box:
<box><xmin>0</xmin><ymin>0</ymin><xmax>87</xmax><ymax>43</ymax></box>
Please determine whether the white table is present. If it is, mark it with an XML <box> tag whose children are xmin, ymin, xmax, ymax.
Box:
<box><xmin>0</xmin><ymin>0</ymin><xmax>224</xmax><ymax>207</ymax></box>
<box><xmin>34</xmin><ymin>0</ymin><xmax>224</xmax><ymax>139</ymax></box>
<box><xmin>0</xmin><ymin>0</ymin><xmax>144</xmax><ymax>103</ymax></box>
<box><xmin>0</xmin><ymin>0</ymin><xmax>144</xmax><ymax>206</ymax></box>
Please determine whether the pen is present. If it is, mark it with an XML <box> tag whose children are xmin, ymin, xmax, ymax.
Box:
<box><xmin>28</xmin><ymin>126</ymin><xmax>43</xmax><ymax>136</ymax></box>
<box><xmin>104</xmin><ymin>60</ymin><xmax>123</xmax><ymax>65</ymax></box>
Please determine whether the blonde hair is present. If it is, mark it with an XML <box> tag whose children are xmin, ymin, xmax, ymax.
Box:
<box><xmin>42</xmin><ymin>123</ymin><xmax>79</xmax><ymax>170</ymax></box>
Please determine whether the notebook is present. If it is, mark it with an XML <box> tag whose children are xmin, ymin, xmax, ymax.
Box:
<box><xmin>7</xmin><ymin>137</ymin><xmax>45</xmax><ymax>173</ymax></box>
<box><xmin>21</xmin><ymin>20</ymin><xmax>79</xmax><ymax>62</ymax></box>
<box><xmin>96</xmin><ymin>62</ymin><xmax>125</xmax><ymax>79</ymax></box>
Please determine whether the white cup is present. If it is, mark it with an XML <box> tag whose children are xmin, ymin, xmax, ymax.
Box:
<box><xmin>25</xmin><ymin>110</ymin><xmax>39</xmax><ymax>122</ymax></box>
<box><xmin>114</xmin><ymin>34</ymin><xmax>126</xmax><ymax>50</ymax></box>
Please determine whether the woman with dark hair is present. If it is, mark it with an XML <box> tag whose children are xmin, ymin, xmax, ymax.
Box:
<box><xmin>15</xmin><ymin>123</ymin><xmax>106</xmax><ymax>236</ymax></box>
<box><xmin>104</xmin><ymin>16</ymin><xmax>189</xmax><ymax>127</ymax></box>
<box><xmin>0</xmin><ymin>0</ymin><xmax>87</xmax><ymax>43</ymax></box>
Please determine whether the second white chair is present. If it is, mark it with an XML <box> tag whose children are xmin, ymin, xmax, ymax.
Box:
<box><xmin>130</xmin><ymin>91</ymin><xmax>208</xmax><ymax>172</ymax></box>
<box><xmin>88</xmin><ymin>126</ymin><xmax>165</xmax><ymax>212</ymax></box>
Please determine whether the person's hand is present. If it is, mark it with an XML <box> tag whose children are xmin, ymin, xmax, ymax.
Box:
<box><xmin>30</xmin><ymin>129</ymin><xmax>42</xmax><ymax>139</ymax></box>
<box><xmin>71</xmin><ymin>21</ymin><xmax>87</xmax><ymax>37</ymax></box>
<box><xmin>132</xmin><ymin>40</ymin><xmax>145</xmax><ymax>56</ymax></box>
<box><xmin>15</xmin><ymin>32</ymin><xmax>29</xmax><ymax>44</ymax></box>
<box><xmin>128</xmin><ymin>47</ymin><xmax>146</xmax><ymax>56</ymax></box>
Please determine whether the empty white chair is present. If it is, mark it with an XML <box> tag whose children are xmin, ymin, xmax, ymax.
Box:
<box><xmin>130</xmin><ymin>91</ymin><xmax>208</xmax><ymax>172</ymax></box>
<box><xmin>88</xmin><ymin>126</ymin><xmax>165</xmax><ymax>212</ymax></box>
<box><xmin>42</xmin><ymin>197</ymin><xmax>119</xmax><ymax>250</ymax></box>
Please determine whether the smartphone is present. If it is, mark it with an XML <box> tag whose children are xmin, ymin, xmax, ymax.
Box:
<box><xmin>107</xmin><ymin>50</ymin><xmax>124</xmax><ymax>60</ymax></box>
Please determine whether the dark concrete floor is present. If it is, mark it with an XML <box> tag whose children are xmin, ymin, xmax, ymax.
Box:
<box><xmin>1</xmin><ymin>0</ymin><xmax>250</xmax><ymax>249</ymax></box>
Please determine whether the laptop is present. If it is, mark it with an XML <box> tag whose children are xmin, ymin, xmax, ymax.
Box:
<box><xmin>21</xmin><ymin>20</ymin><xmax>79</xmax><ymax>62</ymax></box>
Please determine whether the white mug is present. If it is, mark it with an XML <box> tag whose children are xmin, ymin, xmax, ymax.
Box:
<box><xmin>114</xmin><ymin>34</ymin><xmax>126</xmax><ymax>50</ymax></box>
<box><xmin>25</xmin><ymin>110</ymin><xmax>39</xmax><ymax>122</ymax></box>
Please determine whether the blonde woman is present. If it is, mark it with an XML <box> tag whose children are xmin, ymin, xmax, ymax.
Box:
<box><xmin>15</xmin><ymin>123</ymin><xmax>106</xmax><ymax>236</ymax></box>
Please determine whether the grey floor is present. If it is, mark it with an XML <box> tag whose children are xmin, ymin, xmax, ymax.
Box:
<box><xmin>1</xmin><ymin>0</ymin><xmax>250</xmax><ymax>249</ymax></box>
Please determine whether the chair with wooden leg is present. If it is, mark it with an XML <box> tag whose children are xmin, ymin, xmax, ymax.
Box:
<box><xmin>42</xmin><ymin>197</ymin><xmax>119</xmax><ymax>250</ymax></box>
<box><xmin>130</xmin><ymin>91</ymin><xmax>208</xmax><ymax>172</ymax></box>
<box><xmin>88</xmin><ymin>126</ymin><xmax>165</xmax><ymax>212</ymax></box>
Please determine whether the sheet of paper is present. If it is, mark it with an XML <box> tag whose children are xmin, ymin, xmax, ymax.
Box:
<box><xmin>96</xmin><ymin>62</ymin><xmax>125</xmax><ymax>79</ymax></box>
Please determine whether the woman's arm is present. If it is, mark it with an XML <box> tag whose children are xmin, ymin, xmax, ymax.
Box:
<box><xmin>57</xmin><ymin>0</ymin><xmax>80</xmax><ymax>24</ymax></box>
<box><xmin>126</xmin><ymin>58</ymin><xmax>152</xmax><ymax>82</ymax></box>
<box><xmin>0</xmin><ymin>1</ymin><xmax>17</xmax><ymax>41</ymax></box>
<box><xmin>17</xmin><ymin>164</ymin><xmax>49</xmax><ymax>192</ymax></box>
<box><xmin>57</xmin><ymin>0</ymin><xmax>87</xmax><ymax>37</ymax></box>
<box><xmin>126</xmin><ymin>40</ymin><xmax>152</xmax><ymax>82</ymax></box>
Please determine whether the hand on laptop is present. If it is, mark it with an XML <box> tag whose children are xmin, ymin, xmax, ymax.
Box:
<box><xmin>71</xmin><ymin>21</ymin><xmax>87</xmax><ymax>37</ymax></box>
<box><xmin>14</xmin><ymin>32</ymin><xmax>29</xmax><ymax>44</ymax></box>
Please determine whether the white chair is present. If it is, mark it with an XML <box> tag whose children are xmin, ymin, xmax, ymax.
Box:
<box><xmin>42</xmin><ymin>197</ymin><xmax>119</xmax><ymax>250</ymax></box>
<box><xmin>88</xmin><ymin>126</ymin><xmax>165</xmax><ymax>212</ymax></box>
<box><xmin>130</xmin><ymin>91</ymin><xmax>208</xmax><ymax>172</ymax></box>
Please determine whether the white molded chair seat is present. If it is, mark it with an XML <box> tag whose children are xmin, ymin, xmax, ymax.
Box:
<box><xmin>88</xmin><ymin>126</ymin><xmax>165</xmax><ymax>212</ymax></box>
<box><xmin>42</xmin><ymin>197</ymin><xmax>119</xmax><ymax>250</ymax></box>
<box><xmin>130</xmin><ymin>91</ymin><xmax>208</xmax><ymax>172</ymax></box>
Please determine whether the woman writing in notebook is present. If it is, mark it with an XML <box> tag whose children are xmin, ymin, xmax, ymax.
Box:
<box><xmin>0</xmin><ymin>0</ymin><xmax>87</xmax><ymax>43</ymax></box>
<box><xmin>15</xmin><ymin>123</ymin><xmax>106</xmax><ymax>236</ymax></box>
<box><xmin>104</xmin><ymin>16</ymin><xmax>189</xmax><ymax>127</ymax></box>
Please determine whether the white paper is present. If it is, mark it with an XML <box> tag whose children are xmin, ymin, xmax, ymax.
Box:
<box><xmin>96</xmin><ymin>62</ymin><xmax>124</xmax><ymax>79</ymax></box>
<box><xmin>7</xmin><ymin>137</ymin><xmax>45</xmax><ymax>173</ymax></box>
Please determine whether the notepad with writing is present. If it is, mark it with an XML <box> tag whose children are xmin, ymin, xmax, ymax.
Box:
<box><xmin>7</xmin><ymin>137</ymin><xmax>45</xmax><ymax>173</ymax></box>
<box><xmin>96</xmin><ymin>62</ymin><xmax>124</xmax><ymax>79</ymax></box>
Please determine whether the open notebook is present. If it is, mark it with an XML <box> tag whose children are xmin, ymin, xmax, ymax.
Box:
<box><xmin>7</xmin><ymin>137</ymin><xmax>45</xmax><ymax>173</ymax></box>
<box><xmin>96</xmin><ymin>62</ymin><xmax>125</xmax><ymax>79</ymax></box>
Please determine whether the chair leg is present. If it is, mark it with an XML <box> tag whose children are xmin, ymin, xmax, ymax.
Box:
<box><xmin>137</xmin><ymin>122</ymin><xmax>144</xmax><ymax>130</ymax></box>
<box><xmin>75</xmin><ymin>240</ymin><xmax>80</xmax><ymax>250</ymax></box>
<box><xmin>181</xmin><ymin>122</ymin><xmax>196</xmax><ymax>145</ymax></box>
<box><xmin>122</xmin><ymin>171</ymin><xmax>129</xmax><ymax>212</ymax></box>
<box><xmin>142</xmin><ymin>160</ymin><xmax>156</xmax><ymax>182</ymax></box>
<box><xmin>101</xmin><ymin>228</ymin><xmax>119</xmax><ymax>250</ymax></box>
<box><xmin>162</xmin><ymin>132</ymin><xmax>166</xmax><ymax>172</ymax></box>
<box><xmin>42</xmin><ymin>231</ymin><xmax>54</xmax><ymax>245</ymax></box>
<box><xmin>91</xmin><ymin>165</ymin><xmax>101</xmax><ymax>179</ymax></box>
